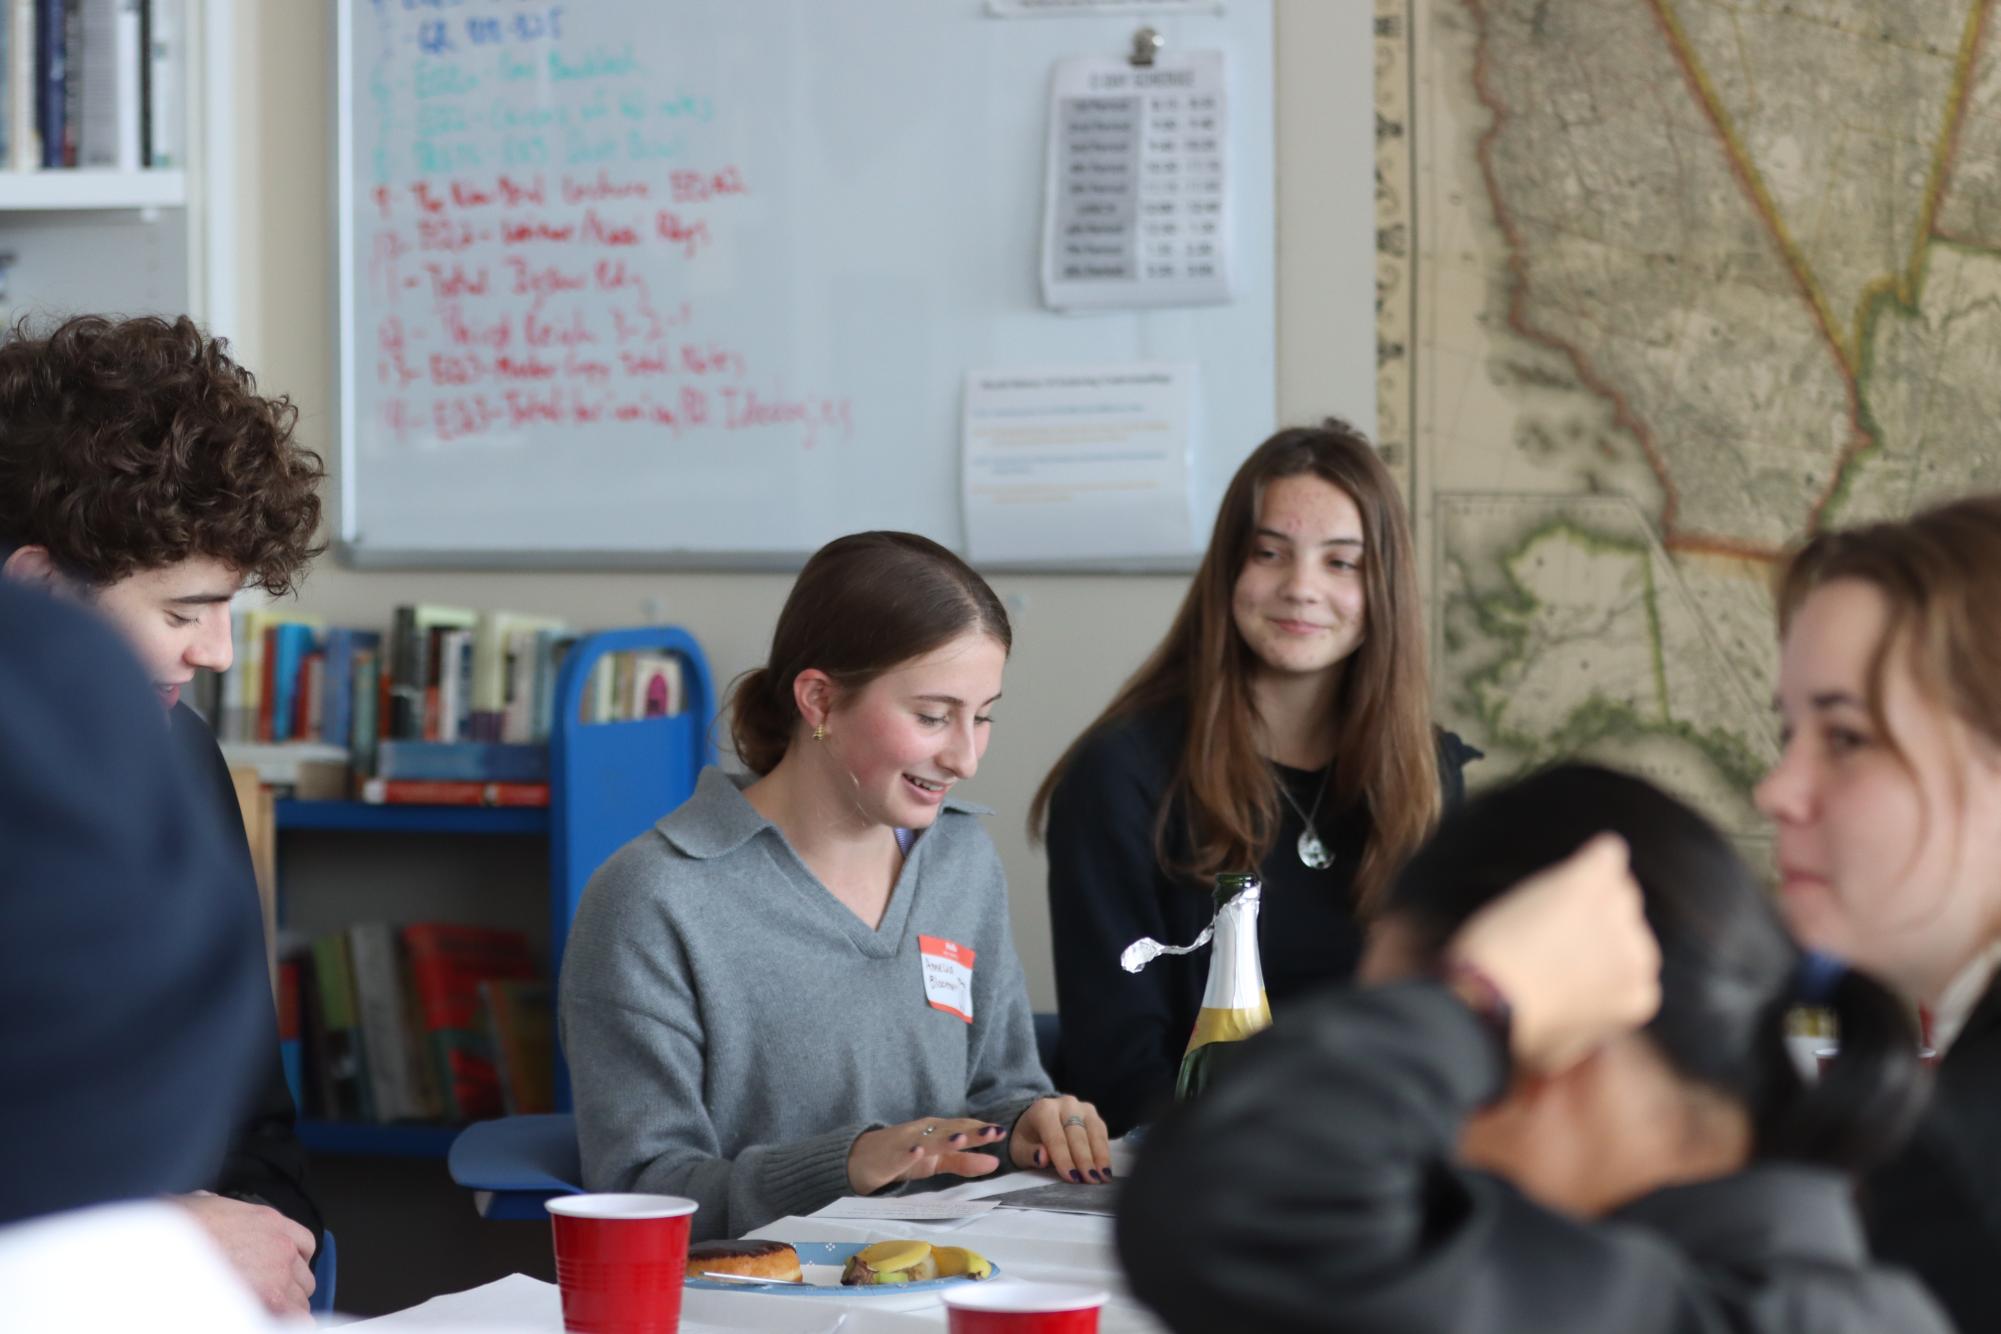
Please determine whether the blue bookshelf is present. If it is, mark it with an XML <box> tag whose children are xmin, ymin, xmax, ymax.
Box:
<box><xmin>278</xmin><ymin>626</ymin><xmax>718</xmax><ymax>1160</ymax></box>
<box><xmin>275</xmin><ymin>799</ymin><xmax>548</xmax><ymax>836</ymax></box>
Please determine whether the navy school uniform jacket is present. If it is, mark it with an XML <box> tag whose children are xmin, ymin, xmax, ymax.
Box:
<box><xmin>0</xmin><ymin>582</ymin><xmax>270</xmax><ymax>1224</ymax></box>
<box><xmin>169</xmin><ymin>703</ymin><xmax>324</xmax><ymax>1255</ymax></box>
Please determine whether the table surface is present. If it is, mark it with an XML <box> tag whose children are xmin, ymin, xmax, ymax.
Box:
<box><xmin>343</xmin><ymin>1142</ymin><xmax>1163</xmax><ymax>1333</ymax></box>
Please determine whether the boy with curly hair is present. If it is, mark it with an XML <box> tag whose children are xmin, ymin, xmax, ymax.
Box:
<box><xmin>0</xmin><ymin>313</ymin><xmax>328</xmax><ymax>1316</ymax></box>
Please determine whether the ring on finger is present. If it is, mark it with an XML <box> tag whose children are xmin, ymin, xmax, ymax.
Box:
<box><xmin>1061</xmin><ymin>1115</ymin><xmax>1086</xmax><ymax>1128</ymax></box>
<box><xmin>921</xmin><ymin>1124</ymin><xmax>937</xmax><ymax>1136</ymax></box>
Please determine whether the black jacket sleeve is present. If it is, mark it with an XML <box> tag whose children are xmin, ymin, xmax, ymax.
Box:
<box><xmin>1118</xmin><ymin>982</ymin><xmax>1752</xmax><ymax>1334</ymax></box>
<box><xmin>1044</xmin><ymin>719</ymin><xmax>1195</xmax><ymax>1136</ymax></box>
<box><xmin>1864</xmin><ymin>976</ymin><xmax>2001</xmax><ymax>1333</ymax></box>
<box><xmin>175</xmin><ymin>707</ymin><xmax>324</xmax><ymax>1255</ymax></box>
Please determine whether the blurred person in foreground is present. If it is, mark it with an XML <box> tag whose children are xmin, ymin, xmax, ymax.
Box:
<box><xmin>0</xmin><ymin>313</ymin><xmax>325</xmax><ymax>1312</ymax></box>
<box><xmin>0</xmin><ymin>579</ymin><xmax>278</xmax><ymax>1330</ymax></box>
<box><xmin>1759</xmin><ymin>493</ymin><xmax>2001</xmax><ymax>1329</ymax></box>
<box><xmin>1119</xmin><ymin>764</ymin><xmax>1947</xmax><ymax>1333</ymax></box>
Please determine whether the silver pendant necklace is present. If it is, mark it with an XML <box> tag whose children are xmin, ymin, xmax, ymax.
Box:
<box><xmin>1275</xmin><ymin>765</ymin><xmax>1334</xmax><ymax>869</ymax></box>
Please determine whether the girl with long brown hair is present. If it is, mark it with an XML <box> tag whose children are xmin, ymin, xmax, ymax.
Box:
<box><xmin>1757</xmin><ymin>493</ymin><xmax>2001</xmax><ymax>1332</ymax></box>
<box><xmin>562</xmin><ymin>532</ymin><xmax>1109</xmax><ymax>1243</ymax></box>
<box><xmin>1029</xmin><ymin>421</ymin><xmax>1476</xmax><ymax>1133</ymax></box>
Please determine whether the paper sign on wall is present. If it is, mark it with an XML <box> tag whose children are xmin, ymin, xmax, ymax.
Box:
<box><xmin>1041</xmin><ymin>50</ymin><xmax>1231</xmax><ymax>310</ymax></box>
<box><xmin>962</xmin><ymin>363</ymin><xmax>1199</xmax><ymax>564</ymax></box>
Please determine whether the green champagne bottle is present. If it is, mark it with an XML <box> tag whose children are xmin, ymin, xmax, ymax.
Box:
<box><xmin>1175</xmin><ymin>873</ymin><xmax>1272</xmax><ymax>1100</ymax></box>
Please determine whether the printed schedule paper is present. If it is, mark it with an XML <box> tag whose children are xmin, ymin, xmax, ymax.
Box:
<box><xmin>1041</xmin><ymin>50</ymin><xmax>1231</xmax><ymax>310</ymax></box>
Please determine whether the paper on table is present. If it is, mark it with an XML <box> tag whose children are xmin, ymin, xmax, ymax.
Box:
<box><xmin>990</xmin><ymin>1179</ymin><xmax>1124</xmax><ymax>1217</ymax></box>
<box><xmin>961</xmin><ymin>363</ymin><xmax>1199</xmax><ymax>565</ymax></box>
<box><xmin>811</xmin><ymin>1195</ymin><xmax>1000</xmax><ymax>1222</ymax></box>
<box><xmin>336</xmin><ymin>1273</ymin><xmax>557</xmax><ymax>1329</ymax></box>
<box><xmin>339</xmin><ymin>1273</ymin><xmax>854</xmax><ymax>1333</ymax></box>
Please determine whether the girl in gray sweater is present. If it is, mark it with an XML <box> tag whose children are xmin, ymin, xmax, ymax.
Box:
<box><xmin>560</xmin><ymin>532</ymin><xmax>1110</xmax><ymax>1240</ymax></box>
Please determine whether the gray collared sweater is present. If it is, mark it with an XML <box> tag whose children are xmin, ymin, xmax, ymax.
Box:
<box><xmin>559</xmin><ymin>767</ymin><xmax>1054</xmax><ymax>1241</ymax></box>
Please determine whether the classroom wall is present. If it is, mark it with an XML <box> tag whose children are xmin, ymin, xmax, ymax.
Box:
<box><xmin>225</xmin><ymin>2</ymin><xmax>1371</xmax><ymax>1009</ymax></box>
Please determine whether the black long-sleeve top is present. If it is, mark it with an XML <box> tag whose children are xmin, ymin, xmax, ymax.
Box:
<box><xmin>170</xmin><ymin>703</ymin><xmax>324</xmax><ymax>1255</ymax></box>
<box><xmin>1043</xmin><ymin>704</ymin><xmax>1476</xmax><ymax>1134</ymax></box>
<box><xmin>1863</xmin><ymin>969</ymin><xmax>2001</xmax><ymax>1332</ymax></box>
<box><xmin>1117</xmin><ymin>981</ymin><xmax>1952</xmax><ymax>1334</ymax></box>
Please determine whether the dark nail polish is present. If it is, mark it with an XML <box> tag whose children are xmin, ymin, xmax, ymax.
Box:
<box><xmin>949</xmin><ymin>1132</ymin><xmax>966</xmax><ymax>1143</ymax></box>
<box><xmin>1069</xmin><ymin>1170</ymin><xmax>1083</xmax><ymax>1183</ymax></box>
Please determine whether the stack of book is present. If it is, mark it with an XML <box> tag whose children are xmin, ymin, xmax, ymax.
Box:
<box><xmin>0</xmin><ymin>0</ymin><xmax>185</xmax><ymax>173</ymax></box>
<box><xmin>280</xmin><ymin>922</ymin><xmax>554</xmax><ymax>1125</ymax></box>
<box><xmin>195</xmin><ymin>606</ymin><xmax>691</xmax><ymax>806</ymax></box>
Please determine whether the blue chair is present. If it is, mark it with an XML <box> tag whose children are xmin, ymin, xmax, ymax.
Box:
<box><xmin>309</xmin><ymin>1230</ymin><xmax>337</xmax><ymax>1314</ymax></box>
<box><xmin>448</xmin><ymin>628</ymin><xmax>717</xmax><ymax>1218</ymax></box>
<box><xmin>448</xmin><ymin>1113</ymin><xmax>584</xmax><ymax>1220</ymax></box>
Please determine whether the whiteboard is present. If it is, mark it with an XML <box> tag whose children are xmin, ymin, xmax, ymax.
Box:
<box><xmin>336</xmin><ymin>0</ymin><xmax>1283</xmax><ymax>568</ymax></box>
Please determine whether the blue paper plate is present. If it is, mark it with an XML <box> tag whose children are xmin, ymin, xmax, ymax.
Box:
<box><xmin>685</xmin><ymin>1240</ymin><xmax>1001</xmax><ymax>1295</ymax></box>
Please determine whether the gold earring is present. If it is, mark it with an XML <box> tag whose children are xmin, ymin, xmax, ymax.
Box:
<box><xmin>812</xmin><ymin>724</ymin><xmax>827</xmax><ymax>742</ymax></box>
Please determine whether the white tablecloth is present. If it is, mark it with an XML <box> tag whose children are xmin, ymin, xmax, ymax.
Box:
<box><xmin>344</xmin><ymin>1142</ymin><xmax>1163</xmax><ymax>1333</ymax></box>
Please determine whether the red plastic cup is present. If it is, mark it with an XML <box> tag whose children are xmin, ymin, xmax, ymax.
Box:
<box><xmin>943</xmin><ymin>1281</ymin><xmax>1109</xmax><ymax>1334</ymax></box>
<box><xmin>545</xmin><ymin>1194</ymin><xmax>699</xmax><ymax>1333</ymax></box>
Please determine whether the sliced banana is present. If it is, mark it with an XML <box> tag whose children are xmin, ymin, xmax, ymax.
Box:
<box><xmin>932</xmin><ymin>1245</ymin><xmax>995</xmax><ymax>1280</ymax></box>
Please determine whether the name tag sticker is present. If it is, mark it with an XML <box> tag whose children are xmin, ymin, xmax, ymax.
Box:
<box><xmin>919</xmin><ymin>934</ymin><xmax>976</xmax><ymax>1023</ymax></box>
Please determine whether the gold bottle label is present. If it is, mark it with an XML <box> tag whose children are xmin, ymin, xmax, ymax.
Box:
<box><xmin>1183</xmin><ymin>883</ymin><xmax>1270</xmax><ymax>1057</ymax></box>
<box><xmin>1186</xmin><ymin>995</ymin><xmax>1273</xmax><ymax>1050</ymax></box>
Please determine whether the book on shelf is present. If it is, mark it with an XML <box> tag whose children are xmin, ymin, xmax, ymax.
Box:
<box><xmin>481</xmin><ymin>978</ymin><xmax>555</xmax><ymax>1116</ymax></box>
<box><xmin>74</xmin><ymin>0</ymin><xmax>140</xmax><ymax>171</ymax></box>
<box><xmin>308</xmin><ymin>932</ymin><xmax>370</xmax><ymax>1122</ymax></box>
<box><xmin>299</xmin><ymin>649</ymin><xmax>325</xmax><ymax>741</ymax></box>
<box><xmin>33</xmin><ymin>0</ymin><xmax>63</xmax><ymax>168</ymax></box>
<box><xmin>5</xmin><ymin>1</ymin><xmax>38</xmax><ymax>170</ymax></box>
<box><xmin>319</xmin><ymin>627</ymin><xmax>381</xmax><ymax>749</ymax></box>
<box><xmin>235</xmin><ymin>608</ymin><xmax>321</xmax><ymax>742</ymax></box>
<box><xmin>388</xmin><ymin>604</ymin><xmax>476</xmax><ymax>742</ymax></box>
<box><xmin>373</xmin><ymin>740</ymin><xmax>549</xmax><ymax>784</ymax></box>
<box><xmin>264</xmin><ymin>620</ymin><xmax>318</xmax><ymax>743</ymax></box>
<box><xmin>403</xmin><ymin>923</ymin><xmax>540</xmax><ymax>1122</ymax></box>
<box><xmin>1</xmin><ymin>0</ymin><xmax>179</xmax><ymax>172</ymax></box>
<box><xmin>285</xmin><ymin>922</ymin><xmax>550</xmax><ymax>1129</ymax></box>
<box><xmin>474</xmin><ymin>611</ymin><xmax>567</xmax><ymax>741</ymax></box>
<box><xmin>350</xmin><ymin>648</ymin><xmax>382</xmax><ymax>778</ymax></box>
<box><xmin>628</xmin><ymin>651</ymin><xmax>683</xmax><ymax>719</ymax></box>
<box><xmin>528</xmin><ymin>630</ymin><xmax>573</xmax><ymax>739</ymax></box>
<box><xmin>0</xmin><ymin>0</ymin><xmax>11</xmax><ymax>167</ymax></box>
<box><xmin>143</xmin><ymin>0</ymin><xmax>178</xmax><ymax>167</ymax></box>
<box><xmin>276</xmin><ymin>953</ymin><xmax>304</xmax><ymax>1111</ymax></box>
<box><xmin>357</xmin><ymin>778</ymin><xmax>550</xmax><ymax>808</ymax></box>
<box><xmin>193</xmin><ymin>614</ymin><xmax>689</xmax><ymax>802</ymax></box>
<box><xmin>346</xmin><ymin>922</ymin><xmax>444</xmax><ymax>1122</ymax></box>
